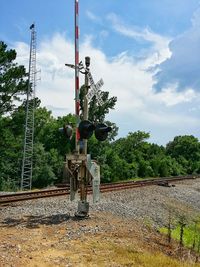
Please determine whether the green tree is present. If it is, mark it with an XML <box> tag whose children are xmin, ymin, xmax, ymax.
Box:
<box><xmin>37</xmin><ymin>113</ymin><xmax>76</xmax><ymax>156</ymax></box>
<box><xmin>0</xmin><ymin>41</ymin><xmax>28</xmax><ymax>115</ymax></box>
<box><xmin>32</xmin><ymin>143</ymin><xmax>63</xmax><ymax>188</ymax></box>
<box><xmin>0</xmin><ymin>116</ymin><xmax>22</xmax><ymax>190</ymax></box>
<box><xmin>114</xmin><ymin>131</ymin><xmax>150</xmax><ymax>163</ymax></box>
<box><xmin>166</xmin><ymin>135</ymin><xmax>200</xmax><ymax>174</ymax></box>
<box><xmin>138</xmin><ymin>159</ymin><xmax>154</xmax><ymax>177</ymax></box>
<box><xmin>0</xmin><ymin>96</ymin><xmax>75</xmax><ymax>190</ymax></box>
<box><xmin>166</xmin><ymin>135</ymin><xmax>200</xmax><ymax>162</ymax></box>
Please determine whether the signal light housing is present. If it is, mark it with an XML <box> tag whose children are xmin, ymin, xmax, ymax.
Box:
<box><xmin>77</xmin><ymin>121</ymin><xmax>112</xmax><ymax>141</ymax></box>
<box><xmin>59</xmin><ymin>125</ymin><xmax>73</xmax><ymax>139</ymax></box>
<box><xmin>95</xmin><ymin>123</ymin><xmax>112</xmax><ymax>141</ymax></box>
<box><xmin>78</xmin><ymin>120</ymin><xmax>95</xmax><ymax>139</ymax></box>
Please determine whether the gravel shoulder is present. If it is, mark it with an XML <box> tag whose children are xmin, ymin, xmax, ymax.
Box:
<box><xmin>0</xmin><ymin>178</ymin><xmax>200</xmax><ymax>266</ymax></box>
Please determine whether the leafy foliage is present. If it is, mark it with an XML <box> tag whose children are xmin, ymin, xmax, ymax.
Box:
<box><xmin>0</xmin><ymin>41</ymin><xmax>28</xmax><ymax>115</ymax></box>
<box><xmin>166</xmin><ymin>135</ymin><xmax>200</xmax><ymax>174</ymax></box>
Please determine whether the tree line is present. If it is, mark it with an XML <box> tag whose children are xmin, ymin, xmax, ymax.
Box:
<box><xmin>1</xmin><ymin>41</ymin><xmax>200</xmax><ymax>191</ymax></box>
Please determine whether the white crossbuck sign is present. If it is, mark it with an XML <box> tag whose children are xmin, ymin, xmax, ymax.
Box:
<box><xmin>86</xmin><ymin>71</ymin><xmax>104</xmax><ymax>106</ymax></box>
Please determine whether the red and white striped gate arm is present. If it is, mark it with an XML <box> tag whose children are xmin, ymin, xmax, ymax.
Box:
<box><xmin>75</xmin><ymin>0</ymin><xmax>80</xmax><ymax>149</ymax></box>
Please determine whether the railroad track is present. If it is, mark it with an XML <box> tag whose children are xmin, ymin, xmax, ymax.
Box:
<box><xmin>0</xmin><ymin>175</ymin><xmax>198</xmax><ymax>205</ymax></box>
<box><xmin>0</xmin><ymin>188</ymin><xmax>69</xmax><ymax>205</ymax></box>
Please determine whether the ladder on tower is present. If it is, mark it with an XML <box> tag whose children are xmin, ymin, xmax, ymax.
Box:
<box><xmin>21</xmin><ymin>24</ymin><xmax>37</xmax><ymax>190</ymax></box>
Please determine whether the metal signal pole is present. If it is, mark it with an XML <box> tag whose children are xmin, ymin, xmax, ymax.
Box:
<box><xmin>83</xmin><ymin>57</ymin><xmax>90</xmax><ymax>154</ymax></box>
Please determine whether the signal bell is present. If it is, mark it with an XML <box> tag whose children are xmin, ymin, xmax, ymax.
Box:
<box><xmin>78</xmin><ymin>120</ymin><xmax>95</xmax><ymax>139</ymax></box>
<box><xmin>95</xmin><ymin>123</ymin><xmax>112</xmax><ymax>141</ymax></box>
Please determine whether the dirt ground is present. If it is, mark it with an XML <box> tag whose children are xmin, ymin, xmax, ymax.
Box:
<box><xmin>1</xmin><ymin>210</ymin><xmax>200</xmax><ymax>267</ymax></box>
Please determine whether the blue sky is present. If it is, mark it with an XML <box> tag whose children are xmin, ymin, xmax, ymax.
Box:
<box><xmin>1</xmin><ymin>0</ymin><xmax>200</xmax><ymax>145</ymax></box>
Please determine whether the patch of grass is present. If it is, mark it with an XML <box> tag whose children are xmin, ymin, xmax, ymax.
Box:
<box><xmin>160</xmin><ymin>220</ymin><xmax>200</xmax><ymax>251</ymax></box>
<box><xmin>102</xmin><ymin>246</ymin><xmax>199</xmax><ymax>267</ymax></box>
<box><xmin>138</xmin><ymin>252</ymin><xmax>199</xmax><ymax>267</ymax></box>
<box><xmin>83</xmin><ymin>239</ymin><xmax>200</xmax><ymax>267</ymax></box>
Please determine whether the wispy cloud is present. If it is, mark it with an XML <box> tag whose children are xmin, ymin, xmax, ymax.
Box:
<box><xmin>107</xmin><ymin>13</ymin><xmax>171</xmax><ymax>64</ymax></box>
<box><xmin>86</xmin><ymin>10</ymin><xmax>102</xmax><ymax>25</ymax></box>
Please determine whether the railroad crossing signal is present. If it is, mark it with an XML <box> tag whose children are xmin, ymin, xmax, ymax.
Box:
<box><xmin>65</xmin><ymin>52</ymin><xmax>109</xmax><ymax>217</ymax></box>
<box><xmin>78</xmin><ymin>120</ymin><xmax>112</xmax><ymax>141</ymax></box>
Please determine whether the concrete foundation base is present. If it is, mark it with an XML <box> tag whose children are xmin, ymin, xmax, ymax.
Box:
<box><xmin>75</xmin><ymin>201</ymin><xmax>89</xmax><ymax>218</ymax></box>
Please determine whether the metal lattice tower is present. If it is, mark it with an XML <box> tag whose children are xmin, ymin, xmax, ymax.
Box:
<box><xmin>21</xmin><ymin>24</ymin><xmax>37</xmax><ymax>190</ymax></box>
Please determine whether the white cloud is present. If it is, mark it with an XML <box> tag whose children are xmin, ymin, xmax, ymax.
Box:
<box><xmin>154</xmin><ymin>7</ymin><xmax>200</xmax><ymax>92</ymax></box>
<box><xmin>155</xmin><ymin>86</ymin><xmax>197</xmax><ymax>106</ymax></box>
<box><xmin>14</xmin><ymin>31</ymin><xmax>200</xmax><ymax>144</ymax></box>
<box><xmin>107</xmin><ymin>13</ymin><xmax>171</xmax><ymax>65</ymax></box>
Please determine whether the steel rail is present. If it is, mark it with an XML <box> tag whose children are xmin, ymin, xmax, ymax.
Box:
<box><xmin>0</xmin><ymin>175</ymin><xmax>198</xmax><ymax>205</ymax></box>
<box><xmin>0</xmin><ymin>188</ymin><xmax>69</xmax><ymax>205</ymax></box>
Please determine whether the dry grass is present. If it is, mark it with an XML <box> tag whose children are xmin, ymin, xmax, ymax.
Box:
<box><xmin>67</xmin><ymin>238</ymin><xmax>200</xmax><ymax>267</ymax></box>
<box><xmin>1</xmin><ymin>211</ymin><xmax>200</xmax><ymax>267</ymax></box>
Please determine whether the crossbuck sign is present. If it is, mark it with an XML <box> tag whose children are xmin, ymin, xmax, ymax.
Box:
<box><xmin>86</xmin><ymin>71</ymin><xmax>104</xmax><ymax>106</ymax></box>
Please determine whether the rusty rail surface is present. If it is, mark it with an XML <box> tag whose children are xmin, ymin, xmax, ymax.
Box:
<box><xmin>0</xmin><ymin>175</ymin><xmax>198</xmax><ymax>205</ymax></box>
<box><xmin>0</xmin><ymin>188</ymin><xmax>69</xmax><ymax>205</ymax></box>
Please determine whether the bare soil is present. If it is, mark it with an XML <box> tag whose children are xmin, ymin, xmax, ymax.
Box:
<box><xmin>0</xmin><ymin>210</ymin><xmax>200</xmax><ymax>267</ymax></box>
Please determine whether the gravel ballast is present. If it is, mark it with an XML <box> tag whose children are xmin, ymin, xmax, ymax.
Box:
<box><xmin>0</xmin><ymin>179</ymin><xmax>200</xmax><ymax>228</ymax></box>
